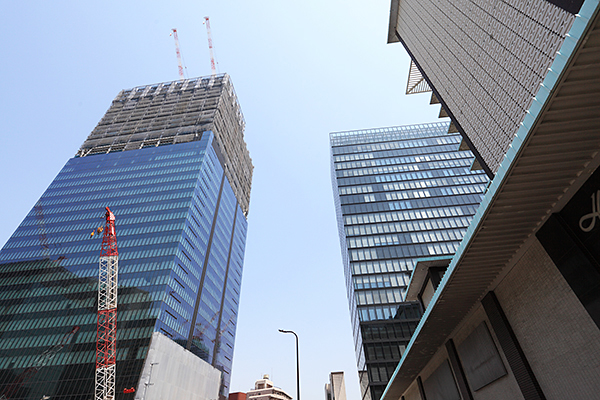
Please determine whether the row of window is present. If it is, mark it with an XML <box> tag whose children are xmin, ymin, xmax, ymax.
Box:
<box><xmin>58</xmin><ymin>152</ymin><xmax>207</xmax><ymax>181</ymax></box>
<box><xmin>0</xmin><ymin>295</ymin><xmax>94</xmax><ymax>317</ymax></box>
<box><xmin>356</xmin><ymin>288</ymin><xmax>405</xmax><ymax>306</ymax></box>
<box><xmin>333</xmin><ymin>144</ymin><xmax>465</xmax><ymax>165</ymax></box>
<box><xmin>364</xmin><ymin>342</ymin><xmax>407</xmax><ymax>362</ymax></box>
<box><xmin>383</xmin><ymin>183</ymin><xmax>484</xmax><ymax>201</ymax></box>
<box><xmin>349</xmin><ymin>240</ymin><xmax>459</xmax><ymax>262</ymax></box>
<box><xmin>0</xmin><ymin>228</ymin><xmax>185</xmax><ymax>263</ymax></box>
<box><xmin>0</xmin><ymin>279</ymin><xmax>94</xmax><ymax>300</ymax></box>
<box><xmin>350</xmin><ymin>259</ymin><xmax>416</xmax><ymax>275</ymax></box>
<box><xmin>7</xmin><ymin>218</ymin><xmax>188</xmax><ymax>251</ymax></box>
<box><xmin>42</xmin><ymin>177</ymin><xmax>198</xmax><ymax>201</ymax></box>
<box><xmin>34</xmin><ymin>189</ymin><xmax>192</xmax><ymax>215</ymax></box>
<box><xmin>49</xmin><ymin>163</ymin><xmax>203</xmax><ymax>190</ymax></box>
<box><xmin>18</xmin><ymin>206</ymin><xmax>188</xmax><ymax>230</ymax></box>
<box><xmin>368</xmin><ymin>363</ymin><xmax>397</xmax><ymax>383</ymax></box>
<box><xmin>381</xmin><ymin>173</ymin><xmax>487</xmax><ymax>191</ymax></box>
<box><xmin>334</xmin><ymin>148</ymin><xmax>471</xmax><ymax>170</ymax></box>
<box><xmin>341</xmin><ymin>183</ymin><xmax>485</xmax><ymax>206</ymax></box>
<box><xmin>27</xmin><ymin>197</ymin><xmax>190</xmax><ymax>224</ymax></box>
<box><xmin>337</xmin><ymin>165</ymin><xmax>478</xmax><ymax>187</ymax></box>
<box><xmin>335</xmin><ymin>157</ymin><xmax>472</xmax><ymax>178</ymax></box>
<box><xmin>0</xmin><ymin>312</ymin><xmax>95</xmax><ymax>333</ymax></box>
<box><xmin>342</xmin><ymin>193</ymin><xmax>482</xmax><ymax>215</ymax></box>
<box><xmin>353</xmin><ymin>272</ymin><xmax>410</xmax><ymax>290</ymax></box>
<box><xmin>358</xmin><ymin>303</ymin><xmax>408</xmax><ymax>322</ymax></box>
<box><xmin>343</xmin><ymin>205</ymin><xmax>477</xmax><ymax>226</ymax></box>
<box><xmin>336</xmin><ymin>173</ymin><xmax>487</xmax><ymax>196</ymax></box>
<box><xmin>347</xmin><ymin>229</ymin><xmax>465</xmax><ymax>249</ymax></box>
<box><xmin>330</xmin><ymin>123</ymin><xmax>449</xmax><ymax>146</ymax></box>
<box><xmin>332</xmin><ymin>135</ymin><xmax>460</xmax><ymax>156</ymax></box>
<box><xmin>0</xmin><ymin>326</ymin><xmax>154</xmax><ymax>370</ymax></box>
<box><xmin>119</xmin><ymin>244</ymin><xmax>179</xmax><ymax>261</ymax></box>
<box><xmin>345</xmin><ymin>215</ymin><xmax>472</xmax><ymax>237</ymax></box>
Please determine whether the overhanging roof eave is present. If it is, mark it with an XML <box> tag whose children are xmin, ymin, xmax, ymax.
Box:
<box><xmin>387</xmin><ymin>0</ymin><xmax>400</xmax><ymax>43</ymax></box>
<box><xmin>381</xmin><ymin>3</ymin><xmax>600</xmax><ymax>400</ymax></box>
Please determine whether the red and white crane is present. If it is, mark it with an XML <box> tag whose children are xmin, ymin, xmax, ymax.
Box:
<box><xmin>170</xmin><ymin>28</ymin><xmax>186</xmax><ymax>80</ymax></box>
<box><xmin>204</xmin><ymin>17</ymin><xmax>217</xmax><ymax>76</ymax></box>
<box><xmin>95</xmin><ymin>207</ymin><xmax>118</xmax><ymax>400</ymax></box>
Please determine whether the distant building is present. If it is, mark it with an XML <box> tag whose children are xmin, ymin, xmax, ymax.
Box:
<box><xmin>0</xmin><ymin>74</ymin><xmax>252</xmax><ymax>400</ymax></box>
<box><xmin>330</xmin><ymin>122</ymin><xmax>488</xmax><ymax>400</ymax></box>
<box><xmin>325</xmin><ymin>371</ymin><xmax>346</xmax><ymax>400</ymax></box>
<box><xmin>381</xmin><ymin>2</ymin><xmax>600</xmax><ymax>400</ymax></box>
<box><xmin>246</xmin><ymin>375</ymin><xmax>293</xmax><ymax>400</ymax></box>
<box><xmin>229</xmin><ymin>392</ymin><xmax>247</xmax><ymax>400</ymax></box>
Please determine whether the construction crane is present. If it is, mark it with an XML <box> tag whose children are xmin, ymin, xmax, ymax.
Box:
<box><xmin>0</xmin><ymin>326</ymin><xmax>80</xmax><ymax>400</ymax></box>
<box><xmin>170</xmin><ymin>29</ymin><xmax>186</xmax><ymax>80</ymax></box>
<box><xmin>203</xmin><ymin>17</ymin><xmax>217</xmax><ymax>76</ymax></box>
<box><xmin>211</xmin><ymin>316</ymin><xmax>234</xmax><ymax>365</ymax></box>
<box><xmin>95</xmin><ymin>207</ymin><xmax>118</xmax><ymax>400</ymax></box>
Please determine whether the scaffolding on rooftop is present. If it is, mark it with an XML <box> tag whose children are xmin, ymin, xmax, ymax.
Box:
<box><xmin>76</xmin><ymin>73</ymin><xmax>253</xmax><ymax>216</ymax></box>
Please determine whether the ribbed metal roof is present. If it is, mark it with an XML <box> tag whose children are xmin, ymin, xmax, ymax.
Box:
<box><xmin>382</xmin><ymin>3</ymin><xmax>600</xmax><ymax>398</ymax></box>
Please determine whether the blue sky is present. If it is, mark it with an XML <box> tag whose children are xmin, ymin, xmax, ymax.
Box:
<box><xmin>0</xmin><ymin>1</ymin><xmax>442</xmax><ymax>399</ymax></box>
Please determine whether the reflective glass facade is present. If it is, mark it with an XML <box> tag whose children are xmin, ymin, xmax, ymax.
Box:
<box><xmin>0</xmin><ymin>132</ymin><xmax>248</xmax><ymax>399</ymax></box>
<box><xmin>330</xmin><ymin>122</ymin><xmax>488</xmax><ymax>400</ymax></box>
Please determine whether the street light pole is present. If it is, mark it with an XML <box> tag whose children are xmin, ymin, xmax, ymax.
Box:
<box><xmin>278</xmin><ymin>329</ymin><xmax>299</xmax><ymax>400</ymax></box>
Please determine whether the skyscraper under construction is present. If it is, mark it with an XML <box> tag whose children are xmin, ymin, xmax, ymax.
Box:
<box><xmin>0</xmin><ymin>74</ymin><xmax>253</xmax><ymax>400</ymax></box>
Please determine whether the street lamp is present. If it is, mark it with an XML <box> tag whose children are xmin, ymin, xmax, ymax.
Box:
<box><xmin>278</xmin><ymin>329</ymin><xmax>299</xmax><ymax>400</ymax></box>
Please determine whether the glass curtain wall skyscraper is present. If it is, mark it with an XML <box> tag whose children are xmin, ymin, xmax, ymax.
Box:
<box><xmin>330</xmin><ymin>122</ymin><xmax>488</xmax><ymax>400</ymax></box>
<box><xmin>0</xmin><ymin>74</ymin><xmax>252</xmax><ymax>400</ymax></box>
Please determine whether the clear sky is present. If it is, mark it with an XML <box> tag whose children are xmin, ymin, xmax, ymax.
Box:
<box><xmin>0</xmin><ymin>1</ymin><xmax>443</xmax><ymax>400</ymax></box>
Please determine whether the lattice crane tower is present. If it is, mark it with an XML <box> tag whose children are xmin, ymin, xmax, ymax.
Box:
<box><xmin>204</xmin><ymin>17</ymin><xmax>217</xmax><ymax>76</ymax></box>
<box><xmin>170</xmin><ymin>29</ymin><xmax>185</xmax><ymax>80</ymax></box>
<box><xmin>95</xmin><ymin>207</ymin><xmax>118</xmax><ymax>400</ymax></box>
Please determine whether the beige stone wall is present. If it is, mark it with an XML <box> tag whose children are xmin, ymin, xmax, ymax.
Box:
<box><xmin>452</xmin><ymin>307</ymin><xmax>524</xmax><ymax>400</ymax></box>
<box><xmin>402</xmin><ymin>380</ymin><xmax>422</xmax><ymax>400</ymax></box>
<box><xmin>495</xmin><ymin>238</ymin><xmax>600</xmax><ymax>399</ymax></box>
<box><xmin>398</xmin><ymin>236</ymin><xmax>600</xmax><ymax>399</ymax></box>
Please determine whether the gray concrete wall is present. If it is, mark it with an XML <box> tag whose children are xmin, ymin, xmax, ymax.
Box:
<box><xmin>134</xmin><ymin>332</ymin><xmax>221</xmax><ymax>400</ymax></box>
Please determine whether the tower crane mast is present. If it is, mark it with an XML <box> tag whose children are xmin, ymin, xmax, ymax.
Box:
<box><xmin>204</xmin><ymin>17</ymin><xmax>217</xmax><ymax>76</ymax></box>
<box><xmin>170</xmin><ymin>29</ymin><xmax>186</xmax><ymax>80</ymax></box>
<box><xmin>95</xmin><ymin>207</ymin><xmax>118</xmax><ymax>400</ymax></box>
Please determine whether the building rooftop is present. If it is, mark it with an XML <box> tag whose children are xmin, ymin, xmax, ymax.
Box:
<box><xmin>77</xmin><ymin>73</ymin><xmax>253</xmax><ymax>216</ymax></box>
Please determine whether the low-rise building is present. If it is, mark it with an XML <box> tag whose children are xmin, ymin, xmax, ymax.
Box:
<box><xmin>246</xmin><ymin>375</ymin><xmax>293</xmax><ymax>400</ymax></box>
<box><xmin>325</xmin><ymin>371</ymin><xmax>347</xmax><ymax>400</ymax></box>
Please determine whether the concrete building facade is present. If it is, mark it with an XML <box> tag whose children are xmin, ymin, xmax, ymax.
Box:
<box><xmin>325</xmin><ymin>371</ymin><xmax>347</xmax><ymax>400</ymax></box>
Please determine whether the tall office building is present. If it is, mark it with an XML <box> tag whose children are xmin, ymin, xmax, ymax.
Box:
<box><xmin>388</xmin><ymin>0</ymin><xmax>583</xmax><ymax>176</ymax></box>
<box><xmin>382</xmin><ymin>2</ymin><xmax>600</xmax><ymax>400</ymax></box>
<box><xmin>0</xmin><ymin>74</ymin><xmax>252</xmax><ymax>400</ymax></box>
<box><xmin>330</xmin><ymin>122</ymin><xmax>488</xmax><ymax>400</ymax></box>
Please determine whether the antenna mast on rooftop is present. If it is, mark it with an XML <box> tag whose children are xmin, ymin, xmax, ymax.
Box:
<box><xmin>203</xmin><ymin>17</ymin><xmax>217</xmax><ymax>76</ymax></box>
<box><xmin>170</xmin><ymin>28</ymin><xmax>186</xmax><ymax>80</ymax></box>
